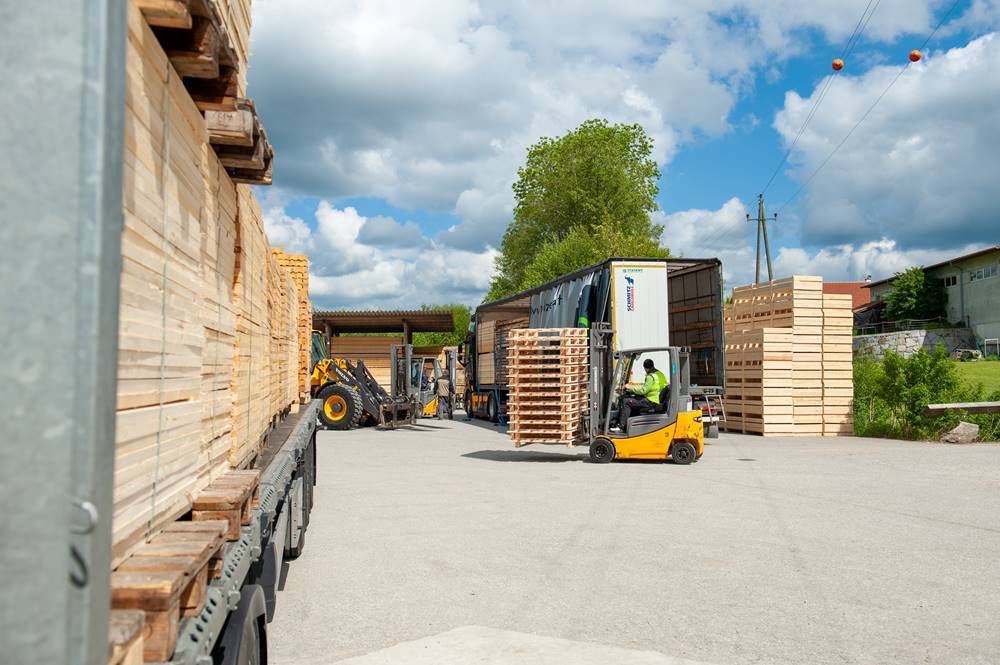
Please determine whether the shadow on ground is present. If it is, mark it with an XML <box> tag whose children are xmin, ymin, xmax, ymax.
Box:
<box><xmin>462</xmin><ymin>449</ymin><xmax>588</xmax><ymax>463</ymax></box>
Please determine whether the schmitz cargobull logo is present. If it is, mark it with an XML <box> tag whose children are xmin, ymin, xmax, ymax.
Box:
<box><xmin>625</xmin><ymin>276</ymin><xmax>636</xmax><ymax>312</ymax></box>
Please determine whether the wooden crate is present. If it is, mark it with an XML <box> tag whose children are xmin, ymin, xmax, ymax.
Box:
<box><xmin>722</xmin><ymin>278</ymin><xmax>855</xmax><ymax>437</ymax></box>
<box><xmin>507</xmin><ymin>329</ymin><xmax>589</xmax><ymax>447</ymax></box>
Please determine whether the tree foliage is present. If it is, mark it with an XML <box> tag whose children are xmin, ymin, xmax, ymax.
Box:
<box><xmin>412</xmin><ymin>304</ymin><xmax>472</xmax><ymax>347</ymax></box>
<box><xmin>487</xmin><ymin>119</ymin><xmax>666</xmax><ymax>300</ymax></box>
<box><xmin>885</xmin><ymin>266</ymin><xmax>947</xmax><ymax>321</ymax></box>
<box><xmin>518</xmin><ymin>225</ymin><xmax>669</xmax><ymax>291</ymax></box>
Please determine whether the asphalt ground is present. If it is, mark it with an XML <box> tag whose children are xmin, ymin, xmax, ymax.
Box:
<box><xmin>269</xmin><ymin>417</ymin><xmax>1000</xmax><ymax>664</ymax></box>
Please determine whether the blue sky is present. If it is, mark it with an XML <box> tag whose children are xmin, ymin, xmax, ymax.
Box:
<box><xmin>248</xmin><ymin>1</ymin><xmax>1000</xmax><ymax>308</ymax></box>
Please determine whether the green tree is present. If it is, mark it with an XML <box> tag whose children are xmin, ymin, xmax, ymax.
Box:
<box><xmin>885</xmin><ymin>266</ymin><xmax>947</xmax><ymax>321</ymax></box>
<box><xmin>487</xmin><ymin>119</ymin><xmax>665</xmax><ymax>300</ymax></box>
<box><xmin>518</xmin><ymin>225</ymin><xmax>669</xmax><ymax>291</ymax></box>
<box><xmin>411</xmin><ymin>304</ymin><xmax>472</xmax><ymax>347</ymax></box>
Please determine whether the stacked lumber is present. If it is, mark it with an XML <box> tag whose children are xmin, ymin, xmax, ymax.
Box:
<box><xmin>721</xmin><ymin>276</ymin><xmax>854</xmax><ymax>436</ymax></box>
<box><xmin>476</xmin><ymin>317</ymin><xmax>529</xmax><ymax>386</ymax></box>
<box><xmin>507</xmin><ymin>329</ymin><xmax>589</xmax><ymax>446</ymax></box>
<box><xmin>273</xmin><ymin>249</ymin><xmax>312</xmax><ymax>399</ymax></box>
<box><xmin>112</xmin><ymin>2</ymin><xmax>298</xmax><ymax>567</ymax></box>
<box><xmin>329</xmin><ymin>336</ymin><xmax>402</xmax><ymax>388</ymax></box>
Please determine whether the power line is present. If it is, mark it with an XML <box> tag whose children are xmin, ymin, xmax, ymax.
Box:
<box><xmin>759</xmin><ymin>0</ymin><xmax>881</xmax><ymax>196</ymax></box>
<box><xmin>775</xmin><ymin>0</ymin><xmax>962</xmax><ymax>213</ymax></box>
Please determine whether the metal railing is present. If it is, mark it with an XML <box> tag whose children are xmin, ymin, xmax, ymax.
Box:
<box><xmin>854</xmin><ymin>317</ymin><xmax>954</xmax><ymax>336</ymax></box>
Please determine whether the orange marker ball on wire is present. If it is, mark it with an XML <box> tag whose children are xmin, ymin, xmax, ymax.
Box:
<box><xmin>832</xmin><ymin>58</ymin><xmax>844</xmax><ymax>71</ymax></box>
<box><xmin>909</xmin><ymin>49</ymin><xmax>922</xmax><ymax>62</ymax></box>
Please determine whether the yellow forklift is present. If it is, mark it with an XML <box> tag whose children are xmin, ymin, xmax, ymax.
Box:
<box><xmin>587</xmin><ymin>323</ymin><xmax>705</xmax><ymax>464</ymax></box>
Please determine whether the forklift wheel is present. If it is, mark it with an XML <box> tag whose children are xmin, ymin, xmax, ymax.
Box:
<box><xmin>671</xmin><ymin>441</ymin><xmax>696</xmax><ymax>465</ymax></box>
<box><xmin>589</xmin><ymin>438</ymin><xmax>616</xmax><ymax>464</ymax></box>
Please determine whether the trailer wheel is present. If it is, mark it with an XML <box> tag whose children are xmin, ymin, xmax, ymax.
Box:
<box><xmin>317</xmin><ymin>384</ymin><xmax>362</xmax><ymax>430</ymax></box>
<box><xmin>486</xmin><ymin>392</ymin><xmax>498</xmax><ymax>423</ymax></box>
<box><xmin>212</xmin><ymin>585</ymin><xmax>267</xmax><ymax>665</ymax></box>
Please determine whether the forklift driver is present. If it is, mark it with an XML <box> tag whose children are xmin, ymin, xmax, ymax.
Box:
<box><xmin>621</xmin><ymin>358</ymin><xmax>668</xmax><ymax>427</ymax></box>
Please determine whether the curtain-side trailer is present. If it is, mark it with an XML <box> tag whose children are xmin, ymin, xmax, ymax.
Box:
<box><xmin>462</xmin><ymin>257</ymin><xmax>724</xmax><ymax>422</ymax></box>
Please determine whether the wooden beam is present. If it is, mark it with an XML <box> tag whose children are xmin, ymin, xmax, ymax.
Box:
<box><xmin>926</xmin><ymin>401</ymin><xmax>1000</xmax><ymax>415</ymax></box>
<box><xmin>188</xmin><ymin>65</ymin><xmax>239</xmax><ymax>111</ymax></box>
<box><xmin>134</xmin><ymin>0</ymin><xmax>192</xmax><ymax>29</ymax></box>
<box><xmin>205</xmin><ymin>107</ymin><xmax>254</xmax><ymax>146</ymax></box>
<box><xmin>154</xmin><ymin>17</ymin><xmax>220</xmax><ymax>79</ymax></box>
<box><xmin>216</xmin><ymin>130</ymin><xmax>265</xmax><ymax>169</ymax></box>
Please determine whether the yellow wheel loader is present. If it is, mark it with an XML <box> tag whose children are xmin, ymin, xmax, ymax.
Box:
<box><xmin>311</xmin><ymin>355</ymin><xmax>418</xmax><ymax>431</ymax></box>
<box><xmin>587</xmin><ymin>323</ymin><xmax>705</xmax><ymax>464</ymax></box>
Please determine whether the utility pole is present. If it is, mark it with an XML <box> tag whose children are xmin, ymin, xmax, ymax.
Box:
<box><xmin>747</xmin><ymin>194</ymin><xmax>778</xmax><ymax>284</ymax></box>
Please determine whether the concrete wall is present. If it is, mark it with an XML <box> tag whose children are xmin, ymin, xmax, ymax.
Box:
<box><xmin>853</xmin><ymin>328</ymin><xmax>977</xmax><ymax>360</ymax></box>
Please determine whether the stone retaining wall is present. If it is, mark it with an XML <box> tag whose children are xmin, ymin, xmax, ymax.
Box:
<box><xmin>853</xmin><ymin>328</ymin><xmax>976</xmax><ymax>360</ymax></box>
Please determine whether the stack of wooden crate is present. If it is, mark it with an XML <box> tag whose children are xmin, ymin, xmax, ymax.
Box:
<box><xmin>273</xmin><ymin>249</ymin><xmax>312</xmax><ymax>400</ymax></box>
<box><xmin>112</xmin><ymin>2</ymin><xmax>300</xmax><ymax>567</ymax></box>
<box><xmin>721</xmin><ymin>276</ymin><xmax>854</xmax><ymax>436</ymax></box>
<box><xmin>507</xmin><ymin>328</ymin><xmax>589</xmax><ymax>446</ymax></box>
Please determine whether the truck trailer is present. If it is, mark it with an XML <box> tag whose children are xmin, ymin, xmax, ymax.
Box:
<box><xmin>462</xmin><ymin>257</ymin><xmax>725</xmax><ymax>423</ymax></box>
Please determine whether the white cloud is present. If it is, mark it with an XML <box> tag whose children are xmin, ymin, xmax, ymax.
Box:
<box><xmin>774</xmin><ymin>33</ymin><xmax>1000</xmax><ymax>250</ymax></box>
<box><xmin>658</xmin><ymin>197</ymin><xmax>755</xmax><ymax>287</ymax></box>
<box><xmin>249</xmin><ymin>0</ymin><xmax>949</xmax><ymax>252</ymax></box>
<box><xmin>264</xmin><ymin>201</ymin><xmax>497</xmax><ymax>309</ymax></box>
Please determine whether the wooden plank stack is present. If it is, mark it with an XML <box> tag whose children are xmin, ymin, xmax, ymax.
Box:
<box><xmin>721</xmin><ymin>276</ymin><xmax>854</xmax><ymax>436</ymax></box>
<box><xmin>507</xmin><ymin>329</ymin><xmax>589</xmax><ymax>446</ymax></box>
<box><xmin>273</xmin><ymin>249</ymin><xmax>312</xmax><ymax>400</ymax></box>
<box><xmin>329</xmin><ymin>336</ymin><xmax>402</xmax><ymax>388</ymax></box>
<box><xmin>476</xmin><ymin>316</ymin><xmax>529</xmax><ymax>386</ymax></box>
<box><xmin>112</xmin><ymin>1</ymin><xmax>300</xmax><ymax>568</ymax></box>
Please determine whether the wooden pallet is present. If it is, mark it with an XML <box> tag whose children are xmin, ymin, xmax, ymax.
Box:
<box><xmin>507</xmin><ymin>328</ymin><xmax>589</xmax><ymax>447</ymax></box>
<box><xmin>191</xmin><ymin>470</ymin><xmax>260</xmax><ymax>539</ymax></box>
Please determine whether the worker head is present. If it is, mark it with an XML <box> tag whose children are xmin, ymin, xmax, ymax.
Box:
<box><xmin>643</xmin><ymin>359</ymin><xmax>655</xmax><ymax>374</ymax></box>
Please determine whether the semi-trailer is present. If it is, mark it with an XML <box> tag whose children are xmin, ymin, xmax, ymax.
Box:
<box><xmin>462</xmin><ymin>257</ymin><xmax>725</xmax><ymax>424</ymax></box>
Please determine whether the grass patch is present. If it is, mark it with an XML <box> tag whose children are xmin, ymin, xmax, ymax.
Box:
<box><xmin>953</xmin><ymin>360</ymin><xmax>1000</xmax><ymax>394</ymax></box>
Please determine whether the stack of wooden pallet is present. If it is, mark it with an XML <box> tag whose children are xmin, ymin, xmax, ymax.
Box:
<box><xmin>112</xmin><ymin>2</ymin><xmax>299</xmax><ymax>567</ymax></box>
<box><xmin>329</xmin><ymin>336</ymin><xmax>402</xmax><ymax>387</ymax></box>
<box><xmin>721</xmin><ymin>276</ymin><xmax>854</xmax><ymax>436</ymax></box>
<box><xmin>507</xmin><ymin>329</ymin><xmax>589</xmax><ymax>446</ymax></box>
<box><xmin>110</xmin><ymin>470</ymin><xmax>259</xmax><ymax>661</ymax></box>
<box><xmin>273</xmin><ymin>249</ymin><xmax>312</xmax><ymax>399</ymax></box>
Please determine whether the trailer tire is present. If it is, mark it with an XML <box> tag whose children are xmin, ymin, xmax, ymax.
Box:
<box><xmin>212</xmin><ymin>585</ymin><xmax>267</xmax><ymax>665</ymax></box>
<box><xmin>318</xmin><ymin>384</ymin><xmax>362</xmax><ymax>430</ymax></box>
<box><xmin>487</xmin><ymin>393</ymin><xmax>498</xmax><ymax>423</ymax></box>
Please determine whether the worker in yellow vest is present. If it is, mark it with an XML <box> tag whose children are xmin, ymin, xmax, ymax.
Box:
<box><xmin>621</xmin><ymin>358</ymin><xmax>668</xmax><ymax>427</ymax></box>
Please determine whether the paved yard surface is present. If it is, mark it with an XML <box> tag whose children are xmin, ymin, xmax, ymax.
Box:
<box><xmin>270</xmin><ymin>418</ymin><xmax>1000</xmax><ymax>665</ymax></box>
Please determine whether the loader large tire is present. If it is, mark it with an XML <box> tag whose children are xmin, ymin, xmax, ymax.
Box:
<box><xmin>318</xmin><ymin>384</ymin><xmax>363</xmax><ymax>430</ymax></box>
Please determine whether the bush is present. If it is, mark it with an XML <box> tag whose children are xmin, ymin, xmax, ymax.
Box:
<box><xmin>854</xmin><ymin>345</ymin><xmax>1000</xmax><ymax>441</ymax></box>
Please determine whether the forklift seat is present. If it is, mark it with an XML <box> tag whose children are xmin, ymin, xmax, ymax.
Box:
<box><xmin>651</xmin><ymin>385</ymin><xmax>671</xmax><ymax>415</ymax></box>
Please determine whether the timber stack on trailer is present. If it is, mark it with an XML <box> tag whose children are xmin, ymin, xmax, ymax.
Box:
<box><xmin>274</xmin><ymin>249</ymin><xmax>312</xmax><ymax>401</ymax></box>
<box><xmin>109</xmin><ymin>1</ymin><xmax>316</xmax><ymax>661</ymax></box>
<box><xmin>721</xmin><ymin>276</ymin><xmax>854</xmax><ymax>436</ymax></box>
